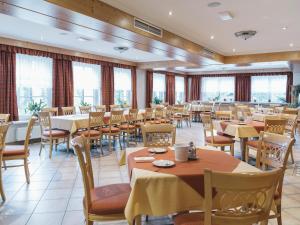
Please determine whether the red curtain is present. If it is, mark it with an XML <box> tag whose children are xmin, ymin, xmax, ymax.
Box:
<box><xmin>165</xmin><ymin>73</ymin><xmax>175</xmax><ymax>105</ymax></box>
<box><xmin>286</xmin><ymin>72</ymin><xmax>293</xmax><ymax>103</ymax></box>
<box><xmin>235</xmin><ymin>75</ymin><xmax>251</xmax><ymax>102</ymax></box>
<box><xmin>145</xmin><ymin>70</ymin><xmax>153</xmax><ymax>107</ymax></box>
<box><xmin>52</xmin><ymin>59</ymin><xmax>74</xmax><ymax>109</ymax></box>
<box><xmin>0</xmin><ymin>50</ymin><xmax>18</xmax><ymax>121</ymax></box>
<box><xmin>184</xmin><ymin>76</ymin><xmax>189</xmax><ymax>102</ymax></box>
<box><xmin>101</xmin><ymin>65</ymin><xmax>114</xmax><ymax>110</ymax></box>
<box><xmin>131</xmin><ymin>67</ymin><xmax>138</xmax><ymax>109</ymax></box>
<box><xmin>190</xmin><ymin>76</ymin><xmax>201</xmax><ymax>101</ymax></box>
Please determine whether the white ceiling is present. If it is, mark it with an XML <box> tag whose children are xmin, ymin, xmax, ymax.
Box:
<box><xmin>101</xmin><ymin>0</ymin><xmax>300</xmax><ymax>55</ymax></box>
<box><xmin>0</xmin><ymin>13</ymin><xmax>172</xmax><ymax>63</ymax></box>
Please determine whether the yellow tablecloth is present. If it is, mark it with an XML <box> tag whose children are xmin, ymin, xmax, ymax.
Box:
<box><xmin>123</xmin><ymin>147</ymin><xmax>261</xmax><ymax>224</ymax></box>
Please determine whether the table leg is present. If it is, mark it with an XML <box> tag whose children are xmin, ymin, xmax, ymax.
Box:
<box><xmin>133</xmin><ymin>215</ymin><xmax>142</xmax><ymax>225</ymax></box>
<box><xmin>239</xmin><ymin>137</ymin><xmax>248</xmax><ymax>161</ymax></box>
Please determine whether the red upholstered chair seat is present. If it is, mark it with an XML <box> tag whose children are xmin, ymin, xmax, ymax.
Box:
<box><xmin>205</xmin><ymin>135</ymin><xmax>234</xmax><ymax>144</ymax></box>
<box><xmin>42</xmin><ymin>130</ymin><xmax>69</xmax><ymax>138</ymax></box>
<box><xmin>3</xmin><ymin>145</ymin><xmax>26</xmax><ymax>157</ymax></box>
<box><xmin>75</xmin><ymin>130</ymin><xmax>101</xmax><ymax>137</ymax></box>
<box><xmin>101</xmin><ymin>127</ymin><xmax>120</xmax><ymax>133</ymax></box>
<box><xmin>119</xmin><ymin>124</ymin><xmax>135</xmax><ymax>130</ymax></box>
<box><xmin>87</xmin><ymin>183</ymin><xmax>131</xmax><ymax>215</ymax></box>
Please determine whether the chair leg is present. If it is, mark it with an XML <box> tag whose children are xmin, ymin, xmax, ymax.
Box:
<box><xmin>49</xmin><ymin>140</ymin><xmax>53</xmax><ymax>158</ymax></box>
<box><xmin>24</xmin><ymin>158</ymin><xmax>30</xmax><ymax>184</ymax></box>
<box><xmin>39</xmin><ymin>141</ymin><xmax>43</xmax><ymax>156</ymax></box>
<box><xmin>290</xmin><ymin>147</ymin><xmax>295</xmax><ymax>164</ymax></box>
<box><xmin>245</xmin><ymin>146</ymin><xmax>249</xmax><ymax>163</ymax></box>
<box><xmin>108</xmin><ymin>135</ymin><xmax>111</xmax><ymax>152</ymax></box>
<box><xmin>100</xmin><ymin>136</ymin><xmax>104</xmax><ymax>155</ymax></box>
<box><xmin>66</xmin><ymin>136</ymin><xmax>70</xmax><ymax>153</ymax></box>
<box><xmin>230</xmin><ymin>144</ymin><xmax>234</xmax><ymax>156</ymax></box>
<box><xmin>86</xmin><ymin>220</ymin><xmax>93</xmax><ymax>225</ymax></box>
<box><xmin>276</xmin><ymin>204</ymin><xmax>282</xmax><ymax>225</ymax></box>
<box><xmin>0</xmin><ymin>164</ymin><xmax>6</xmax><ymax>201</ymax></box>
<box><xmin>119</xmin><ymin>134</ymin><xmax>123</xmax><ymax>150</ymax></box>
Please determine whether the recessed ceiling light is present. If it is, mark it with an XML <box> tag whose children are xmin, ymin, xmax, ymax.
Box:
<box><xmin>232</xmin><ymin>48</ymin><xmax>236</xmax><ymax>52</ymax></box>
<box><xmin>210</xmin><ymin>35</ymin><xmax>215</xmax><ymax>40</ymax></box>
<box><xmin>218</xmin><ymin>11</ymin><xmax>233</xmax><ymax>21</ymax></box>
<box><xmin>282</xmin><ymin>26</ymin><xmax>287</xmax><ymax>30</ymax></box>
<box><xmin>168</xmin><ymin>11</ymin><xmax>173</xmax><ymax>16</ymax></box>
<box><xmin>289</xmin><ymin>43</ymin><xmax>294</xmax><ymax>47</ymax></box>
<box><xmin>77</xmin><ymin>37</ymin><xmax>91</xmax><ymax>42</ymax></box>
<box><xmin>207</xmin><ymin>2</ymin><xmax>221</xmax><ymax>8</ymax></box>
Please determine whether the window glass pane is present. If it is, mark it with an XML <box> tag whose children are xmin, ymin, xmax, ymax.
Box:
<box><xmin>175</xmin><ymin>76</ymin><xmax>185</xmax><ymax>103</ymax></box>
<box><xmin>114</xmin><ymin>68</ymin><xmax>132</xmax><ymax>105</ymax></box>
<box><xmin>73</xmin><ymin>62</ymin><xmax>101</xmax><ymax>107</ymax></box>
<box><xmin>201</xmin><ymin>77</ymin><xmax>235</xmax><ymax>101</ymax></box>
<box><xmin>16</xmin><ymin>54</ymin><xmax>53</xmax><ymax>119</ymax></box>
<box><xmin>153</xmin><ymin>73</ymin><xmax>166</xmax><ymax>102</ymax></box>
<box><xmin>251</xmin><ymin>75</ymin><xmax>287</xmax><ymax>103</ymax></box>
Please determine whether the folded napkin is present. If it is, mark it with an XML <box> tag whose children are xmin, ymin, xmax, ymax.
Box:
<box><xmin>134</xmin><ymin>156</ymin><xmax>155</xmax><ymax>162</ymax></box>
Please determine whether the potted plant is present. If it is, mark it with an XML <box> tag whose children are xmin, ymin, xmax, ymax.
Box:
<box><xmin>80</xmin><ymin>100</ymin><xmax>91</xmax><ymax>107</ymax></box>
<box><xmin>153</xmin><ymin>96</ymin><xmax>162</xmax><ymax>105</ymax></box>
<box><xmin>25</xmin><ymin>99</ymin><xmax>46</xmax><ymax>117</ymax></box>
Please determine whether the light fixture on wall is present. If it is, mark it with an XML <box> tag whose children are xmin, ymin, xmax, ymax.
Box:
<box><xmin>234</xmin><ymin>30</ymin><xmax>257</xmax><ymax>40</ymax></box>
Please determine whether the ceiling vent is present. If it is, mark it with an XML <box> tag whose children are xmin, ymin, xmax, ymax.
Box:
<box><xmin>134</xmin><ymin>18</ymin><xmax>163</xmax><ymax>37</ymax></box>
<box><xmin>235</xmin><ymin>30</ymin><xmax>257</xmax><ymax>40</ymax></box>
<box><xmin>202</xmin><ymin>48</ymin><xmax>215</xmax><ymax>58</ymax></box>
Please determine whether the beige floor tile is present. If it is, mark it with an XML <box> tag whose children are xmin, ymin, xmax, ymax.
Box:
<box><xmin>34</xmin><ymin>199</ymin><xmax>69</xmax><ymax>213</ymax></box>
<box><xmin>26</xmin><ymin>213</ymin><xmax>64</xmax><ymax>225</ymax></box>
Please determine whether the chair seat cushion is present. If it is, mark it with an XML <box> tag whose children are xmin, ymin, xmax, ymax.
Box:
<box><xmin>3</xmin><ymin>145</ymin><xmax>26</xmax><ymax>157</ymax></box>
<box><xmin>175</xmin><ymin>212</ymin><xmax>204</xmax><ymax>225</ymax></box>
<box><xmin>43</xmin><ymin>129</ymin><xmax>69</xmax><ymax>138</ymax></box>
<box><xmin>216</xmin><ymin>131</ymin><xmax>232</xmax><ymax>137</ymax></box>
<box><xmin>75</xmin><ymin>130</ymin><xmax>101</xmax><ymax>137</ymax></box>
<box><xmin>88</xmin><ymin>183</ymin><xmax>131</xmax><ymax>215</ymax></box>
<box><xmin>246</xmin><ymin>140</ymin><xmax>259</xmax><ymax>149</ymax></box>
<box><xmin>205</xmin><ymin>135</ymin><xmax>234</xmax><ymax>144</ymax></box>
<box><xmin>119</xmin><ymin>124</ymin><xmax>135</xmax><ymax>130</ymax></box>
<box><xmin>101</xmin><ymin>127</ymin><xmax>120</xmax><ymax>133</ymax></box>
<box><xmin>159</xmin><ymin>119</ymin><xmax>171</xmax><ymax>123</ymax></box>
<box><xmin>135</xmin><ymin>122</ymin><xmax>144</xmax><ymax>128</ymax></box>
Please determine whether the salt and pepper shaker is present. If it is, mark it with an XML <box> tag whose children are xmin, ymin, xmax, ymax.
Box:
<box><xmin>188</xmin><ymin>141</ymin><xmax>197</xmax><ymax>160</ymax></box>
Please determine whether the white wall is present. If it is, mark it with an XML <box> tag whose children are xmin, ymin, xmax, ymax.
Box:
<box><xmin>136</xmin><ymin>69</ymin><xmax>146</xmax><ymax>109</ymax></box>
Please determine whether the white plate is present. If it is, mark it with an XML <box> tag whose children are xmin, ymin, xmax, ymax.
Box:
<box><xmin>148</xmin><ymin>148</ymin><xmax>167</xmax><ymax>153</ymax></box>
<box><xmin>152</xmin><ymin>160</ymin><xmax>175</xmax><ymax>167</ymax></box>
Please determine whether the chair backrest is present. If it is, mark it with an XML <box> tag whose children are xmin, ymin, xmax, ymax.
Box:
<box><xmin>229</xmin><ymin>106</ymin><xmax>237</xmax><ymax>120</ymax></box>
<box><xmin>204</xmin><ymin>168</ymin><xmax>282</xmax><ymax>225</ymax></box>
<box><xmin>128</xmin><ymin>109</ymin><xmax>138</xmax><ymax>123</ymax></box>
<box><xmin>165</xmin><ymin>106</ymin><xmax>174</xmax><ymax>117</ymax></box>
<box><xmin>282</xmin><ymin>108</ymin><xmax>298</xmax><ymax>115</ymax></box>
<box><xmin>23</xmin><ymin>117</ymin><xmax>36</xmax><ymax>154</ymax></box>
<box><xmin>200</xmin><ymin>114</ymin><xmax>214</xmax><ymax>139</ymax></box>
<box><xmin>215</xmin><ymin>111</ymin><xmax>231</xmax><ymax>120</ymax></box>
<box><xmin>0</xmin><ymin>123</ymin><xmax>10</xmax><ymax>150</ymax></box>
<box><xmin>110</xmin><ymin>110</ymin><xmax>124</xmax><ymax>125</ymax></box>
<box><xmin>155</xmin><ymin>108</ymin><xmax>164</xmax><ymax>119</ymax></box>
<box><xmin>264</xmin><ymin>118</ymin><xmax>287</xmax><ymax>134</ymax></box>
<box><xmin>62</xmin><ymin>106</ymin><xmax>75</xmax><ymax>115</ymax></box>
<box><xmin>110</xmin><ymin>104</ymin><xmax>120</xmax><ymax>111</ymax></box>
<box><xmin>94</xmin><ymin>105</ymin><xmax>106</xmax><ymax>112</ymax></box>
<box><xmin>141</xmin><ymin>124</ymin><xmax>176</xmax><ymax>147</ymax></box>
<box><xmin>144</xmin><ymin>108</ymin><xmax>153</xmax><ymax>121</ymax></box>
<box><xmin>71</xmin><ymin>136</ymin><xmax>94</xmax><ymax>212</ymax></box>
<box><xmin>38</xmin><ymin>111</ymin><xmax>52</xmax><ymax>134</ymax></box>
<box><xmin>280</xmin><ymin>113</ymin><xmax>297</xmax><ymax>138</ymax></box>
<box><xmin>42</xmin><ymin>107</ymin><xmax>59</xmax><ymax>116</ymax></box>
<box><xmin>0</xmin><ymin>114</ymin><xmax>10</xmax><ymax>123</ymax></box>
<box><xmin>88</xmin><ymin>112</ymin><xmax>105</xmax><ymax>129</ymax></box>
<box><xmin>79</xmin><ymin>106</ymin><xmax>91</xmax><ymax>114</ymax></box>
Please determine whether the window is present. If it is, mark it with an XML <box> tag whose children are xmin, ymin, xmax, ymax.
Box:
<box><xmin>153</xmin><ymin>73</ymin><xmax>166</xmax><ymax>102</ymax></box>
<box><xmin>73</xmin><ymin>62</ymin><xmax>101</xmax><ymax>107</ymax></box>
<box><xmin>16</xmin><ymin>54</ymin><xmax>53</xmax><ymax>119</ymax></box>
<box><xmin>114</xmin><ymin>68</ymin><xmax>132</xmax><ymax>105</ymax></box>
<box><xmin>251</xmin><ymin>75</ymin><xmax>287</xmax><ymax>103</ymax></box>
<box><xmin>201</xmin><ymin>77</ymin><xmax>235</xmax><ymax>101</ymax></box>
<box><xmin>175</xmin><ymin>76</ymin><xmax>185</xmax><ymax>103</ymax></box>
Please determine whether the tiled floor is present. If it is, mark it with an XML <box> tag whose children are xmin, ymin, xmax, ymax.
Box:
<box><xmin>1</xmin><ymin>122</ymin><xmax>300</xmax><ymax>225</ymax></box>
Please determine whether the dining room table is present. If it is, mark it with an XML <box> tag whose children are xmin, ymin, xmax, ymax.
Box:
<box><xmin>122</xmin><ymin>146</ymin><xmax>261</xmax><ymax>225</ymax></box>
<box><xmin>251</xmin><ymin>112</ymin><xmax>280</xmax><ymax>122</ymax></box>
<box><xmin>213</xmin><ymin>119</ymin><xmax>265</xmax><ymax>161</ymax></box>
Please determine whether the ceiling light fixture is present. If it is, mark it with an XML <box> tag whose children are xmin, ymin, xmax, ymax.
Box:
<box><xmin>218</xmin><ymin>11</ymin><xmax>233</xmax><ymax>21</ymax></box>
<box><xmin>77</xmin><ymin>37</ymin><xmax>90</xmax><ymax>42</ymax></box>
<box><xmin>232</xmin><ymin>48</ymin><xmax>236</xmax><ymax>52</ymax></box>
<box><xmin>289</xmin><ymin>43</ymin><xmax>294</xmax><ymax>47</ymax></box>
<box><xmin>282</xmin><ymin>26</ymin><xmax>287</xmax><ymax>30</ymax></box>
<box><xmin>113</xmin><ymin>46</ymin><xmax>129</xmax><ymax>53</ymax></box>
<box><xmin>168</xmin><ymin>11</ymin><xmax>173</xmax><ymax>16</ymax></box>
<box><xmin>207</xmin><ymin>2</ymin><xmax>221</xmax><ymax>8</ymax></box>
<box><xmin>210</xmin><ymin>35</ymin><xmax>215</xmax><ymax>40</ymax></box>
<box><xmin>234</xmin><ymin>30</ymin><xmax>257</xmax><ymax>40</ymax></box>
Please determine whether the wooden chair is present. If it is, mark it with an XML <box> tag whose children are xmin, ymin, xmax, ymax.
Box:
<box><xmin>0</xmin><ymin>123</ymin><xmax>10</xmax><ymax>201</ymax></box>
<box><xmin>245</xmin><ymin>118</ymin><xmax>287</xmax><ymax>165</ymax></box>
<box><xmin>200</xmin><ymin>114</ymin><xmax>234</xmax><ymax>155</ymax></box>
<box><xmin>141</xmin><ymin>123</ymin><xmax>176</xmax><ymax>147</ymax></box>
<box><xmin>71</xmin><ymin>136</ymin><xmax>130</xmax><ymax>225</ymax></box>
<box><xmin>0</xmin><ymin>114</ymin><xmax>10</xmax><ymax>123</ymax></box>
<box><xmin>101</xmin><ymin>110</ymin><xmax>123</xmax><ymax>151</ymax></box>
<box><xmin>282</xmin><ymin>108</ymin><xmax>298</xmax><ymax>115</ymax></box>
<box><xmin>62</xmin><ymin>106</ymin><xmax>75</xmax><ymax>115</ymax></box>
<box><xmin>2</xmin><ymin>118</ymin><xmax>36</xmax><ymax>185</ymax></box>
<box><xmin>79</xmin><ymin>106</ymin><xmax>92</xmax><ymax>114</ymax></box>
<box><xmin>110</xmin><ymin>104</ymin><xmax>120</xmax><ymax>111</ymax></box>
<box><xmin>174</xmin><ymin>168</ymin><xmax>282</xmax><ymax>225</ymax></box>
<box><xmin>280</xmin><ymin>113</ymin><xmax>297</xmax><ymax>164</ymax></box>
<box><xmin>75</xmin><ymin>112</ymin><xmax>105</xmax><ymax>154</ymax></box>
<box><xmin>42</xmin><ymin>107</ymin><xmax>59</xmax><ymax>116</ymax></box>
<box><xmin>144</xmin><ymin>108</ymin><xmax>154</xmax><ymax>122</ymax></box>
<box><xmin>182</xmin><ymin>104</ymin><xmax>192</xmax><ymax>128</ymax></box>
<box><xmin>38</xmin><ymin>112</ymin><xmax>70</xmax><ymax>158</ymax></box>
<box><xmin>257</xmin><ymin>132</ymin><xmax>295</xmax><ymax>225</ymax></box>
<box><xmin>94</xmin><ymin>105</ymin><xmax>106</xmax><ymax>112</ymax></box>
<box><xmin>173</xmin><ymin>107</ymin><xmax>185</xmax><ymax>128</ymax></box>
<box><xmin>120</xmin><ymin>109</ymin><xmax>138</xmax><ymax>146</ymax></box>
<box><xmin>215</xmin><ymin>111</ymin><xmax>231</xmax><ymax>120</ymax></box>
